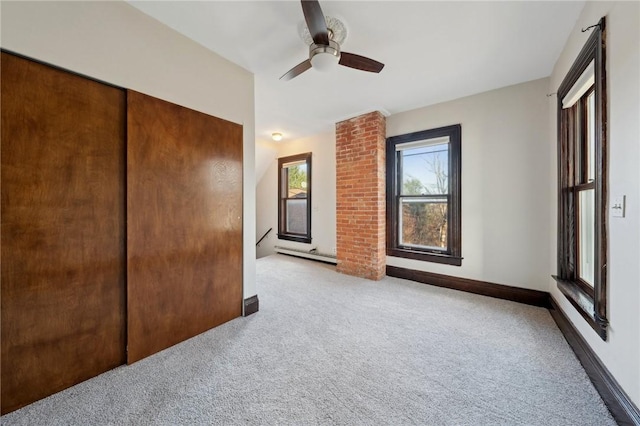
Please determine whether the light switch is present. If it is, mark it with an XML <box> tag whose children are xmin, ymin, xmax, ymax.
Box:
<box><xmin>611</xmin><ymin>196</ymin><xmax>626</xmax><ymax>218</ymax></box>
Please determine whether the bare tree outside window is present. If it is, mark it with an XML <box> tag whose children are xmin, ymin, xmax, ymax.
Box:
<box><xmin>398</xmin><ymin>141</ymin><xmax>449</xmax><ymax>251</ymax></box>
<box><xmin>401</xmin><ymin>150</ymin><xmax>448</xmax><ymax>249</ymax></box>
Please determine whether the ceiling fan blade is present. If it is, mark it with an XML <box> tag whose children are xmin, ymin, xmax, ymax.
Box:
<box><xmin>301</xmin><ymin>0</ymin><xmax>329</xmax><ymax>46</ymax></box>
<box><xmin>280</xmin><ymin>59</ymin><xmax>312</xmax><ymax>81</ymax></box>
<box><xmin>339</xmin><ymin>52</ymin><xmax>385</xmax><ymax>73</ymax></box>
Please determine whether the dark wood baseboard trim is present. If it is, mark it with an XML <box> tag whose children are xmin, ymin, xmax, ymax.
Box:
<box><xmin>386</xmin><ymin>265</ymin><xmax>550</xmax><ymax>308</ymax></box>
<box><xmin>548</xmin><ymin>297</ymin><xmax>640</xmax><ymax>425</ymax></box>
<box><xmin>243</xmin><ymin>295</ymin><xmax>259</xmax><ymax>317</ymax></box>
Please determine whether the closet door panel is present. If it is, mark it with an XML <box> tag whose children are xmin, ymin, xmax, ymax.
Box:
<box><xmin>1</xmin><ymin>52</ymin><xmax>126</xmax><ymax>414</ymax></box>
<box><xmin>127</xmin><ymin>91</ymin><xmax>243</xmax><ymax>363</ymax></box>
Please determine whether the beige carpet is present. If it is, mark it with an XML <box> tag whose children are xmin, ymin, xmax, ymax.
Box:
<box><xmin>2</xmin><ymin>254</ymin><xmax>615</xmax><ymax>425</ymax></box>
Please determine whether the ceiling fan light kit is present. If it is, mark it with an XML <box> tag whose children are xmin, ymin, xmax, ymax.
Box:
<box><xmin>280</xmin><ymin>0</ymin><xmax>384</xmax><ymax>81</ymax></box>
<box><xmin>309</xmin><ymin>40</ymin><xmax>340</xmax><ymax>72</ymax></box>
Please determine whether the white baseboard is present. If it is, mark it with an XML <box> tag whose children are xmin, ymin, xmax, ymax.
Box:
<box><xmin>274</xmin><ymin>246</ymin><xmax>337</xmax><ymax>264</ymax></box>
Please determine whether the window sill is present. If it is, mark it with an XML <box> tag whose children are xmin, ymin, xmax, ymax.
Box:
<box><xmin>277</xmin><ymin>234</ymin><xmax>311</xmax><ymax>244</ymax></box>
<box><xmin>387</xmin><ymin>247</ymin><xmax>462</xmax><ymax>266</ymax></box>
<box><xmin>552</xmin><ymin>276</ymin><xmax>607</xmax><ymax>340</ymax></box>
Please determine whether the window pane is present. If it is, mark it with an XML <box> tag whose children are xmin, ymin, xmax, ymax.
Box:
<box><xmin>575</xmin><ymin>107</ymin><xmax>583</xmax><ymax>181</ymax></box>
<box><xmin>286</xmin><ymin>199</ymin><xmax>307</xmax><ymax>234</ymax></box>
<box><xmin>400</xmin><ymin>143</ymin><xmax>448</xmax><ymax>195</ymax></box>
<box><xmin>399</xmin><ymin>198</ymin><xmax>447</xmax><ymax>250</ymax></box>
<box><xmin>287</xmin><ymin>164</ymin><xmax>307</xmax><ymax>199</ymax></box>
<box><xmin>587</xmin><ymin>91</ymin><xmax>595</xmax><ymax>182</ymax></box>
<box><xmin>578</xmin><ymin>189</ymin><xmax>595</xmax><ymax>287</ymax></box>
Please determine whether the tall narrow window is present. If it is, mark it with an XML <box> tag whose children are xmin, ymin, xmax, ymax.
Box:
<box><xmin>554</xmin><ymin>17</ymin><xmax>607</xmax><ymax>340</ymax></box>
<box><xmin>387</xmin><ymin>124</ymin><xmax>462</xmax><ymax>265</ymax></box>
<box><xmin>278</xmin><ymin>152</ymin><xmax>312</xmax><ymax>243</ymax></box>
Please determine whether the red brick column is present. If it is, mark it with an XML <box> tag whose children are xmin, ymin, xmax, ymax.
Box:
<box><xmin>335</xmin><ymin>111</ymin><xmax>386</xmax><ymax>280</ymax></box>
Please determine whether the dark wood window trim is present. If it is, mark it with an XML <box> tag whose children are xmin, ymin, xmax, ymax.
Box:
<box><xmin>386</xmin><ymin>124</ymin><xmax>462</xmax><ymax>266</ymax></box>
<box><xmin>277</xmin><ymin>152</ymin><xmax>312</xmax><ymax>244</ymax></box>
<box><xmin>554</xmin><ymin>17</ymin><xmax>607</xmax><ymax>340</ymax></box>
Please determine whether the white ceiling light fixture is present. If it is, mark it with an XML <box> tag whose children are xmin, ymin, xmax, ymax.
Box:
<box><xmin>271</xmin><ymin>132</ymin><xmax>283</xmax><ymax>142</ymax></box>
<box><xmin>309</xmin><ymin>40</ymin><xmax>340</xmax><ymax>72</ymax></box>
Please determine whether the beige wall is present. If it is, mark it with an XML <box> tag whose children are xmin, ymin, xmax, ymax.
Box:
<box><xmin>256</xmin><ymin>131</ymin><xmax>337</xmax><ymax>259</ymax></box>
<box><xmin>386</xmin><ymin>78</ymin><xmax>551</xmax><ymax>292</ymax></box>
<box><xmin>547</xmin><ymin>1</ymin><xmax>640</xmax><ymax>406</ymax></box>
<box><xmin>0</xmin><ymin>1</ymin><xmax>257</xmax><ymax>300</ymax></box>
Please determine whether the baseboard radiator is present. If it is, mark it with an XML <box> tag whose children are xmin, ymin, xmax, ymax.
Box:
<box><xmin>274</xmin><ymin>246</ymin><xmax>337</xmax><ymax>264</ymax></box>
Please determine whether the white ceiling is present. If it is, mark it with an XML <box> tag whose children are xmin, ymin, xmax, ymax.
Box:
<box><xmin>129</xmin><ymin>1</ymin><xmax>584</xmax><ymax>144</ymax></box>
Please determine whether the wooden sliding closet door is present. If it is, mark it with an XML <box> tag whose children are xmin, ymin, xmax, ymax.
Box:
<box><xmin>1</xmin><ymin>53</ymin><xmax>126</xmax><ymax>414</ymax></box>
<box><xmin>127</xmin><ymin>91</ymin><xmax>243</xmax><ymax>363</ymax></box>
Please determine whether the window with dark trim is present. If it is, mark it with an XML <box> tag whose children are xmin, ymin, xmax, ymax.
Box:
<box><xmin>554</xmin><ymin>17</ymin><xmax>608</xmax><ymax>340</ymax></box>
<box><xmin>278</xmin><ymin>152</ymin><xmax>312</xmax><ymax>243</ymax></box>
<box><xmin>386</xmin><ymin>124</ymin><xmax>462</xmax><ymax>265</ymax></box>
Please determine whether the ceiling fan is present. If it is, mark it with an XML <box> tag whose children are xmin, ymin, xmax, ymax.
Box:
<box><xmin>280</xmin><ymin>0</ymin><xmax>385</xmax><ymax>81</ymax></box>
